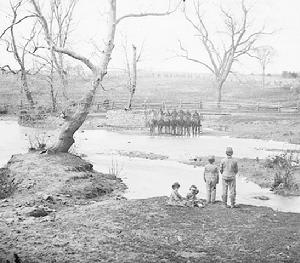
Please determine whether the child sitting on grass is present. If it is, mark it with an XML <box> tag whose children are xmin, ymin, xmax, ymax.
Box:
<box><xmin>167</xmin><ymin>182</ymin><xmax>185</xmax><ymax>206</ymax></box>
<box><xmin>186</xmin><ymin>185</ymin><xmax>204</xmax><ymax>207</ymax></box>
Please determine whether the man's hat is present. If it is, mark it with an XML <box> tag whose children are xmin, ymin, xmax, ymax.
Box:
<box><xmin>226</xmin><ymin>147</ymin><xmax>233</xmax><ymax>155</ymax></box>
<box><xmin>172</xmin><ymin>182</ymin><xmax>180</xmax><ymax>188</ymax></box>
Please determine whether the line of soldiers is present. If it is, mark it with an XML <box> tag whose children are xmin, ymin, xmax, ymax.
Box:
<box><xmin>147</xmin><ymin>109</ymin><xmax>203</xmax><ymax>136</ymax></box>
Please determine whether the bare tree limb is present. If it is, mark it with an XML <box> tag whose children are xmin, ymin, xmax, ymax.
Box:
<box><xmin>0</xmin><ymin>15</ymin><xmax>37</xmax><ymax>39</ymax></box>
<box><xmin>116</xmin><ymin>0</ymin><xmax>181</xmax><ymax>24</ymax></box>
<box><xmin>177</xmin><ymin>40</ymin><xmax>214</xmax><ymax>73</ymax></box>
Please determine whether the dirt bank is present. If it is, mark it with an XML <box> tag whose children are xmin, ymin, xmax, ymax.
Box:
<box><xmin>183</xmin><ymin>156</ymin><xmax>300</xmax><ymax>196</ymax></box>
<box><xmin>0</xmin><ymin>152</ymin><xmax>300</xmax><ymax>262</ymax></box>
<box><xmin>0</xmin><ymin>152</ymin><xmax>126</xmax><ymax>211</ymax></box>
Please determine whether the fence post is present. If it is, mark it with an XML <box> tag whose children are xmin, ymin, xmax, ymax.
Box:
<box><xmin>277</xmin><ymin>103</ymin><xmax>281</xmax><ymax>113</ymax></box>
<box><xmin>256</xmin><ymin>103</ymin><xmax>260</xmax><ymax>112</ymax></box>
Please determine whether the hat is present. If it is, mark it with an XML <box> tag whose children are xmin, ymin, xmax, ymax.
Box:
<box><xmin>208</xmin><ymin>155</ymin><xmax>215</xmax><ymax>162</ymax></box>
<box><xmin>190</xmin><ymin>184</ymin><xmax>197</xmax><ymax>190</ymax></box>
<box><xmin>172</xmin><ymin>182</ymin><xmax>180</xmax><ymax>189</ymax></box>
<box><xmin>226</xmin><ymin>147</ymin><xmax>233</xmax><ymax>155</ymax></box>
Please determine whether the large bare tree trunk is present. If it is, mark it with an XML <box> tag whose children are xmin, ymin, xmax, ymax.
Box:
<box><xmin>49</xmin><ymin>78</ymin><xmax>100</xmax><ymax>152</ymax></box>
<box><xmin>48</xmin><ymin>0</ymin><xmax>116</xmax><ymax>153</ymax></box>
<box><xmin>127</xmin><ymin>45</ymin><xmax>137</xmax><ymax>110</ymax></box>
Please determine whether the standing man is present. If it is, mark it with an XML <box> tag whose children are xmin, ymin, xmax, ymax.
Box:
<box><xmin>220</xmin><ymin>147</ymin><xmax>239</xmax><ymax>208</ymax></box>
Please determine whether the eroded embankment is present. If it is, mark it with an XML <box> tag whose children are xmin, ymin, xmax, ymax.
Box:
<box><xmin>0</xmin><ymin>152</ymin><xmax>299</xmax><ymax>263</ymax></box>
<box><xmin>0</xmin><ymin>152</ymin><xmax>126</xmax><ymax>213</ymax></box>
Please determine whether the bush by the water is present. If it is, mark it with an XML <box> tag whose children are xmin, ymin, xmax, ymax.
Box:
<box><xmin>264</xmin><ymin>152</ymin><xmax>299</xmax><ymax>192</ymax></box>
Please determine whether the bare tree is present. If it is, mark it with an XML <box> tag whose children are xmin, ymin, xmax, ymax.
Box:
<box><xmin>0</xmin><ymin>1</ymin><xmax>38</xmax><ymax>107</ymax></box>
<box><xmin>252</xmin><ymin>46</ymin><xmax>275</xmax><ymax>88</ymax></box>
<box><xmin>179</xmin><ymin>0</ymin><xmax>270</xmax><ymax>107</ymax></box>
<box><xmin>50</xmin><ymin>0</ymin><xmax>78</xmax><ymax>101</ymax></box>
<box><xmin>31</xmin><ymin>0</ymin><xmax>181</xmax><ymax>153</ymax></box>
<box><xmin>122</xmin><ymin>41</ymin><xmax>144</xmax><ymax>110</ymax></box>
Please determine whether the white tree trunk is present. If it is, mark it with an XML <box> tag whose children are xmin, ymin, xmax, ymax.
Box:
<box><xmin>49</xmin><ymin>0</ymin><xmax>116</xmax><ymax>153</ymax></box>
<box><xmin>127</xmin><ymin>45</ymin><xmax>137</xmax><ymax>109</ymax></box>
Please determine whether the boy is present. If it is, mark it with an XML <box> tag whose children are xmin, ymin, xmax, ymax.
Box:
<box><xmin>186</xmin><ymin>185</ymin><xmax>201</xmax><ymax>207</ymax></box>
<box><xmin>204</xmin><ymin>155</ymin><xmax>219</xmax><ymax>204</ymax></box>
<box><xmin>167</xmin><ymin>182</ymin><xmax>185</xmax><ymax>206</ymax></box>
<box><xmin>220</xmin><ymin>147</ymin><xmax>239</xmax><ymax>208</ymax></box>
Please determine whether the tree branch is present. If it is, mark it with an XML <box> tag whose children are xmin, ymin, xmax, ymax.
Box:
<box><xmin>177</xmin><ymin>40</ymin><xmax>215</xmax><ymax>73</ymax></box>
<box><xmin>116</xmin><ymin>0</ymin><xmax>181</xmax><ymax>24</ymax></box>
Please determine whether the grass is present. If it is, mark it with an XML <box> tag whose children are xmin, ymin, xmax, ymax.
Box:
<box><xmin>0</xmin><ymin>72</ymin><xmax>299</xmax><ymax>111</ymax></box>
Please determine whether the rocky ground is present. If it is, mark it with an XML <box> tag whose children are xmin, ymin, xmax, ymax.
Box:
<box><xmin>0</xmin><ymin>152</ymin><xmax>300</xmax><ymax>263</ymax></box>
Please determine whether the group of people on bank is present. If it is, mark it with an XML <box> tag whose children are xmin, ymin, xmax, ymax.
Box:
<box><xmin>147</xmin><ymin>109</ymin><xmax>203</xmax><ymax>136</ymax></box>
<box><xmin>168</xmin><ymin>147</ymin><xmax>239</xmax><ymax>208</ymax></box>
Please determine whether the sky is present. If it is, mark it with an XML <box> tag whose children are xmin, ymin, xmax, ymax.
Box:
<box><xmin>0</xmin><ymin>0</ymin><xmax>300</xmax><ymax>74</ymax></box>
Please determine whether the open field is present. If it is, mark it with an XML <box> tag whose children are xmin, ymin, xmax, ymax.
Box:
<box><xmin>0</xmin><ymin>72</ymin><xmax>299</xmax><ymax>112</ymax></box>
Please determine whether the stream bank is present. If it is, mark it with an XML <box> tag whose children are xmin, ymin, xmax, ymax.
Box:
<box><xmin>183</xmin><ymin>156</ymin><xmax>300</xmax><ymax>196</ymax></box>
<box><xmin>0</xmin><ymin>152</ymin><xmax>299</xmax><ymax>262</ymax></box>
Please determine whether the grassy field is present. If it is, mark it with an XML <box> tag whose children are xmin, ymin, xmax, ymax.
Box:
<box><xmin>0</xmin><ymin>72</ymin><xmax>299</xmax><ymax>111</ymax></box>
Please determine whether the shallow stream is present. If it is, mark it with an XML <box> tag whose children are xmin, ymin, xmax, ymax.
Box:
<box><xmin>1</xmin><ymin>120</ymin><xmax>299</xmax><ymax>213</ymax></box>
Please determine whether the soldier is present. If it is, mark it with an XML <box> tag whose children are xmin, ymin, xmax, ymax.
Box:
<box><xmin>204</xmin><ymin>155</ymin><xmax>219</xmax><ymax>204</ymax></box>
<box><xmin>148</xmin><ymin>109</ymin><xmax>157</xmax><ymax>135</ymax></box>
<box><xmin>171</xmin><ymin>109</ymin><xmax>178</xmax><ymax>135</ymax></box>
<box><xmin>157</xmin><ymin>108</ymin><xmax>165</xmax><ymax>134</ymax></box>
<box><xmin>220</xmin><ymin>147</ymin><xmax>239</xmax><ymax>208</ymax></box>
<box><xmin>192</xmin><ymin>110</ymin><xmax>200</xmax><ymax>136</ymax></box>
<box><xmin>164</xmin><ymin>110</ymin><xmax>172</xmax><ymax>134</ymax></box>
<box><xmin>184</xmin><ymin>110</ymin><xmax>192</xmax><ymax>136</ymax></box>
<box><xmin>177</xmin><ymin>109</ymin><xmax>185</xmax><ymax>135</ymax></box>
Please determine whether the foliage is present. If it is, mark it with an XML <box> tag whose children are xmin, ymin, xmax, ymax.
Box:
<box><xmin>27</xmin><ymin>131</ymin><xmax>48</xmax><ymax>151</ymax></box>
<box><xmin>265</xmin><ymin>151</ymin><xmax>299</xmax><ymax>190</ymax></box>
<box><xmin>281</xmin><ymin>71</ymin><xmax>299</xmax><ymax>79</ymax></box>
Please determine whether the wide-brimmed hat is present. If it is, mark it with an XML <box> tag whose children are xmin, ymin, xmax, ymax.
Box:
<box><xmin>172</xmin><ymin>182</ymin><xmax>180</xmax><ymax>189</ymax></box>
<box><xmin>208</xmin><ymin>155</ymin><xmax>215</xmax><ymax>162</ymax></box>
<box><xmin>226</xmin><ymin>147</ymin><xmax>233</xmax><ymax>155</ymax></box>
<box><xmin>190</xmin><ymin>184</ymin><xmax>198</xmax><ymax>191</ymax></box>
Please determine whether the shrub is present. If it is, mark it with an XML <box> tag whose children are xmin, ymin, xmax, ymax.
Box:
<box><xmin>265</xmin><ymin>151</ymin><xmax>299</xmax><ymax>191</ymax></box>
<box><xmin>108</xmin><ymin>158</ymin><xmax>123</xmax><ymax>177</ymax></box>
